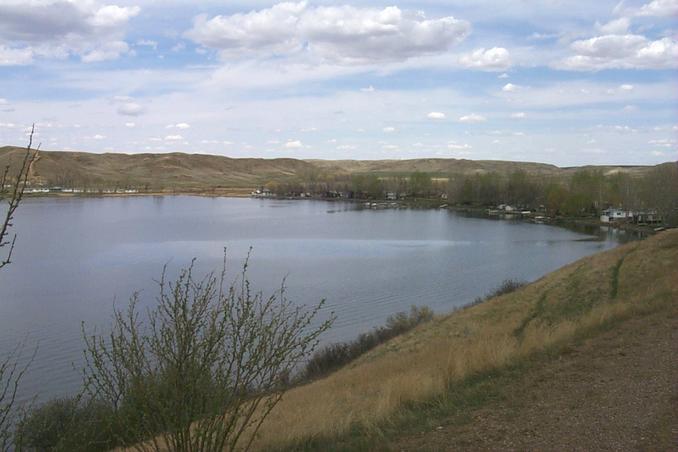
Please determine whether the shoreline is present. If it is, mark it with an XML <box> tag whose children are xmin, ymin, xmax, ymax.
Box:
<box><xmin>24</xmin><ymin>190</ymin><xmax>662</xmax><ymax>236</ymax></box>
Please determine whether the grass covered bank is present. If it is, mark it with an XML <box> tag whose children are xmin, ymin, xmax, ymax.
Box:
<box><xmin>252</xmin><ymin>229</ymin><xmax>678</xmax><ymax>450</ymax></box>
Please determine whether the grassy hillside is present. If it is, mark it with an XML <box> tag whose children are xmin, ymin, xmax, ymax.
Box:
<box><xmin>0</xmin><ymin>146</ymin><xmax>317</xmax><ymax>191</ymax></box>
<box><xmin>0</xmin><ymin>146</ymin><xmax>659</xmax><ymax>192</ymax></box>
<box><xmin>247</xmin><ymin>230</ymin><xmax>678</xmax><ymax>450</ymax></box>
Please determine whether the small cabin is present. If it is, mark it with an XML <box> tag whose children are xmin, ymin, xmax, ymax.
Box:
<box><xmin>600</xmin><ymin>208</ymin><xmax>630</xmax><ymax>223</ymax></box>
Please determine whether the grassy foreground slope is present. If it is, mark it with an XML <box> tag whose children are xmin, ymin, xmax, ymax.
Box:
<box><xmin>252</xmin><ymin>230</ymin><xmax>678</xmax><ymax>450</ymax></box>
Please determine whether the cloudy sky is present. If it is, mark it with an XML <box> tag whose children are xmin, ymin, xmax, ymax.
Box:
<box><xmin>0</xmin><ymin>0</ymin><xmax>676</xmax><ymax>166</ymax></box>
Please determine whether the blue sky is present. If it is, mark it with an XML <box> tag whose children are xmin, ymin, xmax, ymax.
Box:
<box><xmin>0</xmin><ymin>0</ymin><xmax>676</xmax><ymax>165</ymax></box>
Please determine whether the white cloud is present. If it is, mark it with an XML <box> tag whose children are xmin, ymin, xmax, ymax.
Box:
<box><xmin>337</xmin><ymin>144</ymin><xmax>356</xmax><ymax>150</ymax></box>
<box><xmin>498</xmin><ymin>73</ymin><xmax>509</xmax><ymax>79</ymax></box>
<box><xmin>511</xmin><ymin>112</ymin><xmax>526</xmax><ymax>119</ymax></box>
<box><xmin>89</xmin><ymin>5</ymin><xmax>140</xmax><ymax>27</ymax></box>
<box><xmin>117</xmin><ymin>102</ymin><xmax>145</xmax><ymax>116</ymax></box>
<box><xmin>284</xmin><ymin>140</ymin><xmax>303</xmax><ymax>148</ymax></box>
<box><xmin>175</xmin><ymin>123</ymin><xmax>191</xmax><ymax>129</ymax></box>
<box><xmin>125</xmin><ymin>122</ymin><xmax>135</xmax><ymax>128</ymax></box>
<box><xmin>165</xmin><ymin>135</ymin><xmax>183</xmax><ymax>141</ymax></box>
<box><xmin>82</xmin><ymin>40</ymin><xmax>130</xmax><ymax>63</ymax></box>
<box><xmin>458</xmin><ymin>113</ymin><xmax>486</xmax><ymax>123</ymax></box>
<box><xmin>447</xmin><ymin>142</ymin><xmax>472</xmax><ymax>150</ymax></box>
<box><xmin>0</xmin><ymin>1</ymin><xmax>139</xmax><ymax>64</ymax></box>
<box><xmin>636</xmin><ymin>0</ymin><xmax>678</xmax><ymax>16</ymax></box>
<box><xmin>0</xmin><ymin>122</ymin><xmax>16</xmax><ymax>128</ymax></box>
<box><xmin>383</xmin><ymin>126</ymin><xmax>396</xmax><ymax>133</ymax></box>
<box><xmin>382</xmin><ymin>144</ymin><xmax>399</xmax><ymax>150</ymax></box>
<box><xmin>427</xmin><ymin>112</ymin><xmax>446</xmax><ymax>120</ymax></box>
<box><xmin>459</xmin><ymin>47</ymin><xmax>511</xmax><ymax>71</ymax></box>
<box><xmin>136</xmin><ymin>39</ymin><xmax>158</xmax><ymax>50</ymax></box>
<box><xmin>619</xmin><ymin>84</ymin><xmax>634</xmax><ymax>91</ymax></box>
<box><xmin>0</xmin><ymin>45</ymin><xmax>33</xmax><ymax>65</ymax></box>
<box><xmin>361</xmin><ymin>85</ymin><xmax>375</xmax><ymax>92</ymax></box>
<box><xmin>559</xmin><ymin>34</ymin><xmax>678</xmax><ymax>70</ymax></box>
<box><xmin>502</xmin><ymin>83</ymin><xmax>519</xmax><ymax>92</ymax></box>
<box><xmin>186</xmin><ymin>3</ymin><xmax>470</xmax><ymax>64</ymax></box>
<box><xmin>596</xmin><ymin>17</ymin><xmax>630</xmax><ymax>35</ymax></box>
<box><xmin>648</xmin><ymin>139</ymin><xmax>676</xmax><ymax>147</ymax></box>
<box><xmin>92</xmin><ymin>134</ymin><xmax>105</xmax><ymax>140</ymax></box>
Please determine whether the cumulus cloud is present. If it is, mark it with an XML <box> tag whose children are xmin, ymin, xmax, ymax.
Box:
<box><xmin>117</xmin><ymin>102</ymin><xmax>145</xmax><ymax>116</ymax></box>
<box><xmin>458</xmin><ymin>113</ymin><xmax>486</xmax><ymax>123</ymax></box>
<box><xmin>167</xmin><ymin>122</ymin><xmax>191</xmax><ymax>129</ymax></box>
<box><xmin>0</xmin><ymin>1</ymin><xmax>139</xmax><ymax>64</ymax></box>
<box><xmin>447</xmin><ymin>142</ymin><xmax>472</xmax><ymax>150</ymax></box>
<box><xmin>165</xmin><ymin>135</ymin><xmax>183</xmax><ymax>141</ymax></box>
<box><xmin>0</xmin><ymin>45</ymin><xmax>33</xmax><ymax>65</ymax></box>
<box><xmin>636</xmin><ymin>0</ymin><xmax>678</xmax><ymax>16</ymax></box>
<box><xmin>186</xmin><ymin>3</ymin><xmax>470</xmax><ymax>64</ymax></box>
<box><xmin>427</xmin><ymin>112</ymin><xmax>446</xmax><ymax>120</ymax></box>
<box><xmin>502</xmin><ymin>83</ymin><xmax>520</xmax><ymax>92</ymax></box>
<box><xmin>559</xmin><ymin>34</ymin><xmax>678</xmax><ymax>70</ymax></box>
<box><xmin>124</xmin><ymin>122</ymin><xmax>135</xmax><ymax>128</ymax></box>
<box><xmin>383</xmin><ymin>126</ymin><xmax>396</xmax><ymax>132</ymax></box>
<box><xmin>596</xmin><ymin>17</ymin><xmax>630</xmax><ymax>35</ymax></box>
<box><xmin>284</xmin><ymin>140</ymin><xmax>303</xmax><ymax>148</ymax></box>
<box><xmin>82</xmin><ymin>40</ymin><xmax>130</xmax><ymax>63</ymax></box>
<box><xmin>459</xmin><ymin>47</ymin><xmax>511</xmax><ymax>71</ymax></box>
<box><xmin>511</xmin><ymin>112</ymin><xmax>526</xmax><ymax>119</ymax></box>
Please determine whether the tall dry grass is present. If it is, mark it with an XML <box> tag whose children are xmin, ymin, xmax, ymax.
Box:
<box><xmin>251</xmin><ymin>230</ymin><xmax>678</xmax><ymax>449</ymax></box>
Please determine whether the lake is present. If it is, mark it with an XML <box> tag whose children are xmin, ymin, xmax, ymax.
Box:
<box><xmin>0</xmin><ymin>196</ymin><xmax>628</xmax><ymax>405</ymax></box>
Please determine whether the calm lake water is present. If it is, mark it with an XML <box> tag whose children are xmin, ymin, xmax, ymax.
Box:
<box><xmin>0</xmin><ymin>196</ymin><xmax>628</xmax><ymax>405</ymax></box>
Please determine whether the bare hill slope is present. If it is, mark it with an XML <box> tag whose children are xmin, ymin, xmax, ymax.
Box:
<box><xmin>0</xmin><ymin>146</ymin><xmax>660</xmax><ymax>191</ymax></box>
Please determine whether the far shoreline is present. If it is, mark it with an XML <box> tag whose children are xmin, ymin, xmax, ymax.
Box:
<box><xmin>23</xmin><ymin>189</ymin><xmax>660</xmax><ymax>238</ymax></box>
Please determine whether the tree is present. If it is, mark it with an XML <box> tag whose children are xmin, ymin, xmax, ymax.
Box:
<box><xmin>409</xmin><ymin>171</ymin><xmax>432</xmax><ymax>197</ymax></box>
<box><xmin>81</xmin><ymin>252</ymin><xmax>334</xmax><ymax>451</ymax></box>
<box><xmin>1</xmin><ymin>126</ymin><xmax>39</xmax><ymax>451</ymax></box>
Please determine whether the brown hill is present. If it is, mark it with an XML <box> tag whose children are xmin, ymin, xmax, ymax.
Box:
<box><xmin>0</xmin><ymin>146</ymin><xmax>662</xmax><ymax>192</ymax></box>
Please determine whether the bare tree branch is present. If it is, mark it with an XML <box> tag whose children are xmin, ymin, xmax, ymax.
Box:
<box><xmin>0</xmin><ymin>124</ymin><xmax>40</xmax><ymax>269</ymax></box>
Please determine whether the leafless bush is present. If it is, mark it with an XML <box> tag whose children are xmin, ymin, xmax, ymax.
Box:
<box><xmin>1</xmin><ymin>126</ymin><xmax>39</xmax><ymax>451</ymax></box>
<box><xmin>1</xmin><ymin>125</ymin><xmax>39</xmax><ymax>269</ymax></box>
<box><xmin>81</xmin><ymin>252</ymin><xmax>334</xmax><ymax>451</ymax></box>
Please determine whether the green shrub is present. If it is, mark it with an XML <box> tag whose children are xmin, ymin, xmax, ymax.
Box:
<box><xmin>302</xmin><ymin>305</ymin><xmax>433</xmax><ymax>381</ymax></box>
<box><xmin>472</xmin><ymin>279</ymin><xmax>527</xmax><ymax>306</ymax></box>
<box><xmin>15</xmin><ymin>397</ymin><xmax>115</xmax><ymax>451</ymax></box>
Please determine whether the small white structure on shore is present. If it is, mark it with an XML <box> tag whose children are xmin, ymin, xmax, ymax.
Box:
<box><xmin>601</xmin><ymin>208</ymin><xmax>631</xmax><ymax>223</ymax></box>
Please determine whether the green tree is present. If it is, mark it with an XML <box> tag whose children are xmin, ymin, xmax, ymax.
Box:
<box><xmin>409</xmin><ymin>171</ymin><xmax>432</xmax><ymax>197</ymax></box>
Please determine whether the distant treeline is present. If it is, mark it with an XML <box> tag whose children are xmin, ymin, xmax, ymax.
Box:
<box><xmin>263</xmin><ymin>163</ymin><xmax>678</xmax><ymax>225</ymax></box>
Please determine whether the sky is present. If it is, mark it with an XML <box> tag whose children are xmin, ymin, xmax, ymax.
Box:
<box><xmin>0</xmin><ymin>0</ymin><xmax>676</xmax><ymax>166</ymax></box>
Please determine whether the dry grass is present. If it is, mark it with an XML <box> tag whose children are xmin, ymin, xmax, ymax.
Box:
<box><xmin>252</xmin><ymin>230</ymin><xmax>678</xmax><ymax>450</ymax></box>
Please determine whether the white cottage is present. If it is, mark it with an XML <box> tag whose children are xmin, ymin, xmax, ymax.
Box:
<box><xmin>600</xmin><ymin>208</ymin><xmax>631</xmax><ymax>223</ymax></box>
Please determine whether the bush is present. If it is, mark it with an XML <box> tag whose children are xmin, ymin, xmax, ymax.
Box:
<box><xmin>471</xmin><ymin>279</ymin><xmax>527</xmax><ymax>306</ymax></box>
<box><xmin>302</xmin><ymin>305</ymin><xmax>433</xmax><ymax>381</ymax></box>
<box><xmin>79</xmin><ymin>252</ymin><xmax>334</xmax><ymax>452</ymax></box>
<box><xmin>15</xmin><ymin>397</ymin><xmax>115</xmax><ymax>451</ymax></box>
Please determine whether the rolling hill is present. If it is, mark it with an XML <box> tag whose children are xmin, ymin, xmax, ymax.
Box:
<box><xmin>0</xmin><ymin>146</ymin><xmax>663</xmax><ymax>193</ymax></box>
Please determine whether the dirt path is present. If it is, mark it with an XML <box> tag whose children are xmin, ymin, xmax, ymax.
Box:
<box><xmin>394</xmin><ymin>305</ymin><xmax>678</xmax><ymax>451</ymax></box>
